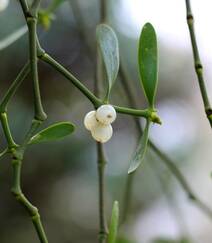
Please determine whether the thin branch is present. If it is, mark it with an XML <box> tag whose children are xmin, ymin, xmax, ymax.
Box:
<box><xmin>185</xmin><ymin>0</ymin><xmax>212</xmax><ymax>127</ymax></box>
<box><xmin>0</xmin><ymin>62</ymin><xmax>30</xmax><ymax>113</ymax></box>
<box><xmin>3</xmin><ymin>1</ymin><xmax>50</xmax><ymax>242</ymax></box>
<box><xmin>40</xmin><ymin>52</ymin><xmax>158</xmax><ymax>122</ymax></box>
<box><xmin>0</xmin><ymin>113</ymin><xmax>17</xmax><ymax>149</ymax></box>
<box><xmin>27</xmin><ymin>17</ymin><xmax>47</xmax><ymax>121</ymax></box>
<box><xmin>96</xmin><ymin>143</ymin><xmax>108</xmax><ymax>243</ymax></box>
<box><xmin>11</xmin><ymin>120</ymin><xmax>48</xmax><ymax>243</ymax></box>
<box><xmin>95</xmin><ymin>2</ymin><xmax>109</xmax><ymax>241</ymax></box>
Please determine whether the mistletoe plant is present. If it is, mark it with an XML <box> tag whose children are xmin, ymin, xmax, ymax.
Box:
<box><xmin>0</xmin><ymin>0</ymin><xmax>212</xmax><ymax>243</ymax></box>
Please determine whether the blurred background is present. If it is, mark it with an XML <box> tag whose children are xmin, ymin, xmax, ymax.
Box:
<box><xmin>0</xmin><ymin>0</ymin><xmax>212</xmax><ymax>242</ymax></box>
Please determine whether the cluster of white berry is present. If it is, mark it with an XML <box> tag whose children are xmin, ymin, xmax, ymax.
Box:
<box><xmin>0</xmin><ymin>0</ymin><xmax>9</xmax><ymax>12</ymax></box>
<box><xmin>84</xmin><ymin>105</ymin><xmax>117</xmax><ymax>143</ymax></box>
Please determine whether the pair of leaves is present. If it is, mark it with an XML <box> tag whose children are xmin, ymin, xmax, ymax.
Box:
<box><xmin>128</xmin><ymin>23</ymin><xmax>158</xmax><ymax>173</ymax></box>
<box><xmin>96</xmin><ymin>22</ymin><xmax>158</xmax><ymax>104</ymax></box>
<box><xmin>96</xmin><ymin>24</ymin><xmax>119</xmax><ymax>100</ymax></box>
<box><xmin>28</xmin><ymin>122</ymin><xmax>75</xmax><ymax>145</ymax></box>
<box><xmin>108</xmin><ymin>201</ymin><xmax>119</xmax><ymax>243</ymax></box>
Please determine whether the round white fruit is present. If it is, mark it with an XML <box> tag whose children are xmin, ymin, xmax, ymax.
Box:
<box><xmin>91</xmin><ymin>123</ymin><xmax>113</xmax><ymax>143</ymax></box>
<box><xmin>0</xmin><ymin>0</ymin><xmax>9</xmax><ymax>11</ymax></box>
<box><xmin>96</xmin><ymin>105</ymin><xmax>116</xmax><ymax>125</ymax></box>
<box><xmin>84</xmin><ymin>110</ymin><xmax>98</xmax><ymax>131</ymax></box>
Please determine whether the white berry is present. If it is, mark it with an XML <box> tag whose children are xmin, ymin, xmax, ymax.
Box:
<box><xmin>91</xmin><ymin>123</ymin><xmax>113</xmax><ymax>143</ymax></box>
<box><xmin>0</xmin><ymin>0</ymin><xmax>9</xmax><ymax>11</ymax></box>
<box><xmin>84</xmin><ymin>110</ymin><xmax>98</xmax><ymax>131</ymax></box>
<box><xmin>96</xmin><ymin>105</ymin><xmax>116</xmax><ymax>125</ymax></box>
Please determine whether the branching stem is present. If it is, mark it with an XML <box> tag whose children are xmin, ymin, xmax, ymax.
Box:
<box><xmin>27</xmin><ymin>17</ymin><xmax>46</xmax><ymax>121</ymax></box>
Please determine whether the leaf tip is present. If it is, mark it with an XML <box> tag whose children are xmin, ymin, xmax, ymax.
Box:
<box><xmin>143</xmin><ymin>22</ymin><xmax>154</xmax><ymax>29</ymax></box>
<box><xmin>114</xmin><ymin>200</ymin><xmax>119</xmax><ymax>208</ymax></box>
<box><xmin>127</xmin><ymin>166</ymin><xmax>137</xmax><ymax>174</ymax></box>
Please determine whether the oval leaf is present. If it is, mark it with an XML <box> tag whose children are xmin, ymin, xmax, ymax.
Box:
<box><xmin>108</xmin><ymin>201</ymin><xmax>119</xmax><ymax>243</ymax></box>
<box><xmin>96</xmin><ymin>24</ymin><xmax>119</xmax><ymax>97</ymax></box>
<box><xmin>29</xmin><ymin>122</ymin><xmax>75</xmax><ymax>145</ymax></box>
<box><xmin>128</xmin><ymin>120</ymin><xmax>150</xmax><ymax>174</ymax></box>
<box><xmin>138</xmin><ymin>23</ymin><xmax>158</xmax><ymax>108</ymax></box>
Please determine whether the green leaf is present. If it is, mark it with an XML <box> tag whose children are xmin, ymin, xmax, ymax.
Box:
<box><xmin>29</xmin><ymin>122</ymin><xmax>75</xmax><ymax>145</ymax></box>
<box><xmin>128</xmin><ymin>120</ymin><xmax>150</xmax><ymax>174</ymax></box>
<box><xmin>96</xmin><ymin>24</ymin><xmax>119</xmax><ymax>98</ymax></box>
<box><xmin>0</xmin><ymin>25</ymin><xmax>28</xmax><ymax>51</ymax></box>
<box><xmin>108</xmin><ymin>201</ymin><xmax>119</xmax><ymax>243</ymax></box>
<box><xmin>138</xmin><ymin>23</ymin><xmax>158</xmax><ymax>108</ymax></box>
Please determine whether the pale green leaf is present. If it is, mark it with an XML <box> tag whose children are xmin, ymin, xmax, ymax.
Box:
<box><xmin>128</xmin><ymin>120</ymin><xmax>150</xmax><ymax>174</ymax></box>
<box><xmin>29</xmin><ymin>122</ymin><xmax>75</xmax><ymax>145</ymax></box>
<box><xmin>138</xmin><ymin>23</ymin><xmax>158</xmax><ymax>108</ymax></box>
<box><xmin>96</xmin><ymin>24</ymin><xmax>119</xmax><ymax>97</ymax></box>
<box><xmin>108</xmin><ymin>201</ymin><xmax>119</xmax><ymax>243</ymax></box>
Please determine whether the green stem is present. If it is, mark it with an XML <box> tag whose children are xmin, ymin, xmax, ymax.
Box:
<box><xmin>95</xmin><ymin>6</ymin><xmax>108</xmax><ymax>241</ymax></box>
<box><xmin>10</xmin><ymin>118</ymin><xmax>48</xmax><ymax>243</ymax></box>
<box><xmin>113</xmin><ymin>106</ymin><xmax>150</xmax><ymax>118</ymax></box>
<box><xmin>0</xmin><ymin>113</ymin><xmax>16</xmax><ymax>149</ymax></box>
<box><xmin>97</xmin><ymin>143</ymin><xmax>108</xmax><ymax>243</ymax></box>
<box><xmin>11</xmin><ymin>156</ymin><xmax>48</xmax><ymax>243</ymax></box>
<box><xmin>185</xmin><ymin>0</ymin><xmax>212</xmax><ymax>127</ymax></box>
<box><xmin>27</xmin><ymin>17</ymin><xmax>47</xmax><ymax>121</ymax></box>
<box><xmin>30</xmin><ymin>0</ymin><xmax>41</xmax><ymax>17</ymax></box>
<box><xmin>40</xmin><ymin>53</ymin><xmax>102</xmax><ymax>107</ymax></box>
<box><xmin>0</xmin><ymin>62</ymin><xmax>30</xmax><ymax>113</ymax></box>
<box><xmin>19</xmin><ymin>0</ymin><xmax>30</xmax><ymax>18</ymax></box>
<box><xmin>39</xmin><ymin>53</ymin><xmax>160</xmax><ymax>122</ymax></box>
